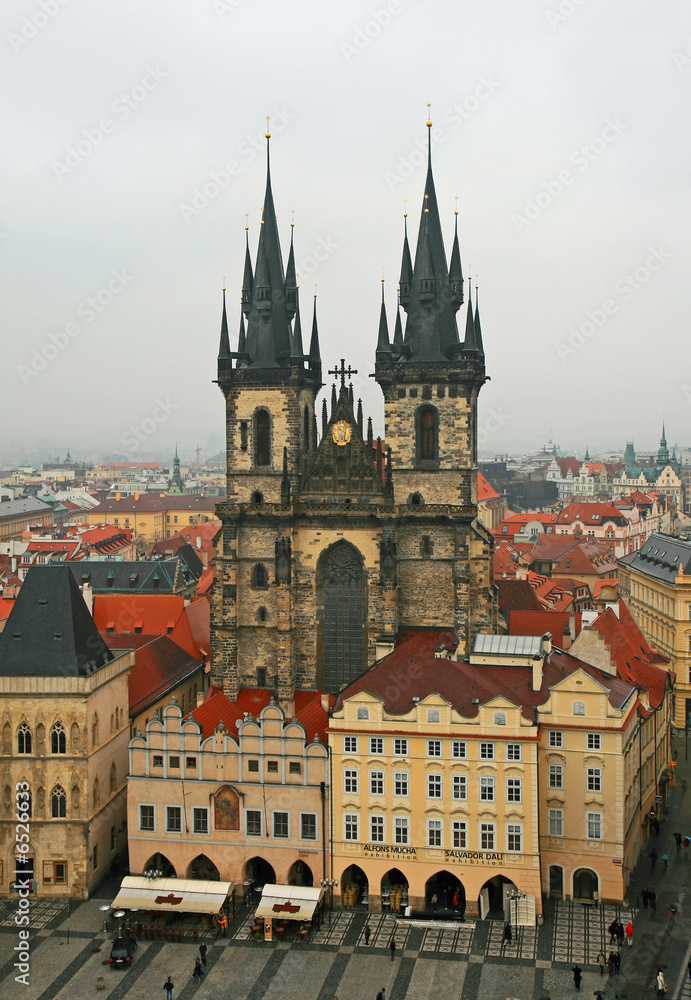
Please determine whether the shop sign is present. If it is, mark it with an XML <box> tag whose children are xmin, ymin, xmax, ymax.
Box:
<box><xmin>444</xmin><ymin>850</ymin><xmax>504</xmax><ymax>866</ymax></box>
<box><xmin>363</xmin><ymin>844</ymin><xmax>418</xmax><ymax>859</ymax></box>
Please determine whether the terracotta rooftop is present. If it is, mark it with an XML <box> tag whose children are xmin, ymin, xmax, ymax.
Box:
<box><xmin>189</xmin><ymin>686</ymin><xmax>332</xmax><ymax>743</ymax></box>
<box><xmin>93</xmin><ymin>594</ymin><xmax>185</xmax><ymax>635</ymax></box>
<box><xmin>129</xmin><ymin>635</ymin><xmax>204</xmax><ymax>717</ymax></box>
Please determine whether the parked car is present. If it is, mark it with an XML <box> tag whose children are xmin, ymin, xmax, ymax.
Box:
<box><xmin>109</xmin><ymin>936</ymin><xmax>137</xmax><ymax>968</ymax></box>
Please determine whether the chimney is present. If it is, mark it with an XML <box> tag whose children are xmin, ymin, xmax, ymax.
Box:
<box><xmin>532</xmin><ymin>655</ymin><xmax>542</xmax><ymax>693</ymax></box>
<box><xmin>134</xmin><ymin>492</ymin><xmax>139</xmax><ymax>500</ymax></box>
<box><xmin>116</xmin><ymin>492</ymin><xmax>121</xmax><ymax>500</ymax></box>
<box><xmin>82</xmin><ymin>581</ymin><xmax>93</xmax><ymax>615</ymax></box>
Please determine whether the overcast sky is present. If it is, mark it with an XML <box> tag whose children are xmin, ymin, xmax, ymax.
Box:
<box><xmin>2</xmin><ymin>0</ymin><xmax>690</xmax><ymax>466</ymax></box>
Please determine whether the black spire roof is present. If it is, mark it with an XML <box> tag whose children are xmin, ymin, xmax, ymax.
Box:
<box><xmin>291</xmin><ymin>287</ymin><xmax>304</xmax><ymax>358</ymax></box>
<box><xmin>218</xmin><ymin>286</ymin><xmax>231</xmax><ymax>360</ymax></box>
<box><xmin>0</xmin><ymin>566</ymin><xmax>114</xmax><ymax>678</ymax></box>
<box><xmin>376</xmin><ymin>282</ymin><xmax>391</xmax><ymax>360</ymax></box>
<box><xmin>473</xmin><ymin>284</ymin><xmax>484</xmax><ymax>357</ymax></box>
<box><xmin>309</xmin><ymin>293</ymin><xmax>321</xmax><ymax>364</ymax></box>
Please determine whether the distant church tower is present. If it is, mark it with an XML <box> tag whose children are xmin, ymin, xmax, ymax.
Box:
<box><xmin>211</xmin><ymin>117</ymin><xmax>496</xmax><ymax>705</ymax></box>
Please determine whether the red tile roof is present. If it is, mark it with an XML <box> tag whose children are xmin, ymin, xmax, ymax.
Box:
<box><xmin>557</xmin><ymin>502</ymin><xmax>627</xmax><ymax>526</ymax></box>
<box><xmin>497</xmin><ymin>578</ymin><xmax>544</xmax><ymax>613</ymax></box>
<box><xmin>129</xmin><ymin>635</ymin><xmax>204</xmax><ymax>716</ymax></box>
<box><xmin>189</xmin><ymin>687</ymin><xmax>331</xmax><ymax>743</ymax></box>
<box><xmin>590</xmin><ymin>601</ymin><xmax>671</xmax><ymax>709</ymax></box>
<box><xmin>508</xmin><ymin>610</ymin><xmax>581</xmax><ymax>639</ymax></box>
<box><xmin>333</xmin><ymin>629</ymin><xmax>635</xmax><ymax>721</ymax></box>
<box><xmin>170</xmin><ymin>597</ymin><xmax>210</xmax><ymax>663</ymax></box>
<box><xmin>477</xmin><ymin>472</ymin><xmax>500</xmax><ymax>501</ymax></box>
<box><xmin>93</xmin><ymin>594</ymin><xmax>185</xmax><ymax>635</ymax></box>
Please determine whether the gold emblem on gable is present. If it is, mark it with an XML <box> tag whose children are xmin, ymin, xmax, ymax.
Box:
<box><xmin>332</xmin><ymin>420</ymin><xmax>352</xmax><ymax>446</ymax></box>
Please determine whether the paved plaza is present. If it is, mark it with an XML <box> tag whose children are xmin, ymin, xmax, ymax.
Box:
<box><xmin>4</xmin><ymin>756</ymin><xmax>691</xmax><ymax>1000</ymax></box>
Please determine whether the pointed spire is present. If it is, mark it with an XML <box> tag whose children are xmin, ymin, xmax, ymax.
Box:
<box><xmin>348</xmin><ymin>383</ymin><xmax>354</xmax><ymax>406</ymax></box>
<box><xmin>237</xmin><ymin>310</ymin><xmax>246</xmax><ymax>355</ymax></box>
<box><xmin>399</xmin><ymin>205</ymin><xmax>413</xmax><ymax>309</ymax></box>
<box><xmin>291</xmin><ymin>286</ymin><xmax>304</xmax><ymax>359</ymax></box>
<box><xmin>281</xmin><ymin>446</ymin><xmax>290</xmax><ymax>505</ymax></box>
<box><xmin>331</xmin><ymin>383</ymin><xmax>337</xmax><ymax>414</ymax></box>
<box><xmin>463</xmin><ymin>276</ymin><xmax>477</xmax><ymax>352</ymax></box>
<box><xmin>218</xmin><ymin>284</ymin><xmax>231</xmax><ymax>359</ymax></box>
<box><xmin>448</xmin><ymin>202</ymin><xmax>464</xmax><ymax>305</ymax></box>
<box><xmin>367</xmin><ymin>416</ymin><xmax>373</xmax><ymax>451</ymax></box>
<box><xmin>393</xmin><ymin>290</ymin><xmax>404</xmax><ymax>347</ymax></box>
<box><xmin>376</xmin><ymin>437</ymin><xmax>383</xmax><ymax>482</ymax></box>
<box><xmin>311</xmin><ymin>413</ymin><xmax>318</xmax><ymax>452</ymax></box>
<box><xmin>284</xmin><ymin>213</ymin><xmax>297</xmax><ymax>321</ymax></box>
<box><xmin>376</xmin><ymin>278</ymin><xmax>391</xmax><ymax>359</ymax></box>
<box><xmin>584</xmin><ymin>446</ymin><xmax>591</xmax><ymax>462</ymax></box>
<box><xmin>384</xmin><ymin>445</ymin><xmax>393</xmax><ymax>498</ymax></box>
<box><xmin>241</xmin><ymin>222</ymin><xmax>253</xmax><ymax>317</ymax></box>
<box><xmin>321</xmin><ymin>398</ymin><xmax>328</xmax><ymax>437</ymax></box>
<box><xmin>473</xmin><ymin>283</ymin><xmax>484</xmax><ymax>356</ymax></box>
<box><xmin>309</xmin><ymin>289</ymin><xmax>321</xmax><ymax>365</ymax></box>
<box><xmin>357</xmin><ymin>399</ymin><xmax>363</xmax><ymax>437</ymax></box>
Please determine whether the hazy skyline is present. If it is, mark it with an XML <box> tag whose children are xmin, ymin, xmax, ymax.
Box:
<box><xmin>2</xmin><ymin>1</ymin><xmax>690</xmax><ymax>464</ymax></box>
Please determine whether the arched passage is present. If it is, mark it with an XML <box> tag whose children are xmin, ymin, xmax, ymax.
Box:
<box><xmin>341</xmin><ymin>864</ymin><xmax>369</xmax><ymax>907</ymax></box>
<box><xmin>287</xmin><ymin>860</ymin><xmax>313</xmax><ymax>887</ymax></box>
<box><xmin>425</xmin><ymin>871</ymin><xmax>466</xmax><ymax>916</ymax></box>
<box><xmin>317</xmin><ymin>541</ymin><xmax>367</xmax><ymax>694</ymax></box>
<box><xmin>245</xmin><ymin>857</ymin><xmax>276</xmax><ymax>889</ymax></box>
<box><xmin>143</xmin><ymin>853</ymin><xmax>176</xmax><ymax>878</ymax></box>
<box><xmin>478</xmin><ymin>875</ymin><xmax>516</xmax><ymax>919</ymax></box>
<box><xmin>549</xmin><ymin>865</ymin><xmax>564</xmax><ymax>898</ymax></box>
<box><xmin>573</xmin><ymin>868</ymin><xmax>598</xmax><ymax>901</ymax></box>
<box><xmin>187</xmin><ymin>854</ymin><xmax>220</xmax><ymax>881</ymax></box>
<box><xmin>381</xmin><ymin>868</ymin><xmax>408</xmax><ymax>913</ymax></box>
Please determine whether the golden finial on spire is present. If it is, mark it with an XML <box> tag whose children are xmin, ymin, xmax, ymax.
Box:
<box><xmin>245</xmin><ymin>213</ymin><xmax>249</xmax><ymax>231</ymax></box>
<box><xmin>403</xmin><ymin>198</ymin><xmax>407</xmax><ymax>219</ymax></box>
<box><xmin>381</xmin><ymin>267</ymin><xmax>385</xmax><ymax>283</ymax></box>
<box><xmin>426</xmin><ymin>102</ymin><xmax>432</xmax><ymax>128</ymax></box>
<box><xmin>222</xmin><ymin>275</ymin><xmax>226</xmax><ymax>291</ymax></box>
<box><xmin>455</xmin><ymin>196</ymin><xmax>458</xmax><ymax>217</ymax></box>
<box><xmin>424</xmin><ymin>193</ymin><xmax>429</xmax><ymax>214</ymax></box>
<box><xmin>314</xmin><ymin>283</ymin><xmax>317</xmax><ymax>299</ymax></box>
<box><xmin>265</xmin><ymin>115</ymin><xmax>271</xmax><ymax>139</ymax></box>
<box><xmin>291</xmin><ymin>209</ymin><xmax>295</xmax><ymax>228</ymax></box>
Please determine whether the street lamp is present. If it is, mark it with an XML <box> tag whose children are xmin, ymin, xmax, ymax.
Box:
<box><xmin>320</xmin><ymin>877</ymin><xmax>339</xmax><ymax>927</ymax></box>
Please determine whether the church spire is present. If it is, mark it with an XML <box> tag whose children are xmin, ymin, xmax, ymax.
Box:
<box><xmin>398</xmin><ymin>205</ymin><xmax>413</xmax><ymax>309</ymax></box>
<box><xmin>473</xmin><ymin>283</ymin><xmax>484</xmax><ymax>357</ymax></box>
<box><xmin>218</xmin><ymin>284</ymin><xmax>231</xmax><ymax>359</ymax></box>
<box><xmin>284</xmin><ymin>214</ymin><xmax>297</xmax><ymax>321</ymax></box>
<box><xmin>237</xmin><ymin>310</ymin><xmax>246</xmax><ymax>355</ymax></box>
<box><xmin>376</xmin><ymin>279</ymin><xmax>391</xmax><ymax>360</ymax></box>
<box><xmin>462</xmin><ymin>276</ymin><xmax>477</xmax><ymax>352</ymax></box>
<box><xmin>448</xmin><ymin>202</ymin><xmax>464</xmax><ymax>306</ymax></box>
<box><xmin>241</xmin><ymin>221</ymin><xmax>253</xmax><ymax>317</ymax></box>
<box><xmin>309</xmin><ymin>290</ymin><xmax>321</xmax><ymax>366</ymax></box>
<box><xmin>393</xmin><ymin>290</ymin><xmax>404</xmax><ymax>348</ymax></box>
<box><xmin>291</xmin><ymin>286</ymin><xmax>304</xmax><ymax>359</ymax></box>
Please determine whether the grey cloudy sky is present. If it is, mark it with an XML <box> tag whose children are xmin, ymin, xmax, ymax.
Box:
<box><xmin>2</xmin><ymin>0</ymin><xmax>690</xmax><ymax>465</ymax></box>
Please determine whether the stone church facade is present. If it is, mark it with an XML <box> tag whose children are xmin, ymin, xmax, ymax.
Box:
<box><xmin>211</xmin><ymin>122</ymin><xmax>497</xmax><ymax>705</ymax></box>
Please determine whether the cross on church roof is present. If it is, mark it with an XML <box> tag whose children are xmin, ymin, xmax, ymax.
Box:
<box><xmin>328</xmin><ymin>358</ymin><xmax>357</xmax><ymax>388</ymax></box>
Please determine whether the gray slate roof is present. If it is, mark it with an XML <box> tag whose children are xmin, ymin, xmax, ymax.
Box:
<box><xmin>0</xmin><ymin>565</ymin><xmax>114</xmax><ymax>677</ymax></box>
<box><xmin>0</xmin><ymin>497</ymin><xmax>53</xmax><ymax>519</ymax></box>
<box><xmin>623</xmin><ymin>532</ymin><xmax>691</xmax><ymax>583</ymax></box>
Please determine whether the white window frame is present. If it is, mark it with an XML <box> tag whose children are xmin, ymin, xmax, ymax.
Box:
<box><xmin>246</xmin><ymin>809</ymin><xmax>262</xmax><ymax>836</ymax></box>
<box><xmin>427</xmin><ymin>739</ymin><xmax>442</xmax><ymax>757</ymax></box>
<box><xmin>586</xmin><ymin>732</ymin><xmax>601</xmax><ymax>750</ymax></box>
<box><xmin>427</xmin><ymin>773</ymin><xmax>443</xmax><ymax>799</ymax></box>
<box><xmin>139</xmin><ymin>804</ymin><xmax>155</xmax><ymax>832</ymax></box>
<box><xmin>343</xmin><ymin>736</ymin><xmax>358</xmax><ymax>754</ymax></box>
<box><xmin>548</xmin><ymin>764</ymin><xmax>564</xmax><ymax>789</ymax></box>
<box><xmin>507</xmin><ymin>823</ymin><xmax>522</xmax><ymax>852</ymax></box>
<box><xmin>549</xmin><ymin>731</ymin><xmax>563</xmax><ymax>748</ymax></box>
<box><xmin>369</xmin><ymin>770</ymin><xmax>385</xmax><ymax>796</ymax></box>
<box><xmin>393</xmin><ymin>771</ymin><xmax>409</xmax><ymax>797</ymax></box>
<box><xmin>452</xmin><ymin>820</ymin><xmax>467</xmax><ymax>848</ymax></box>
<box><xmin>452</xmin><ymin>774</ymin><xmax>468</xmax><ymax>801</ymax></box>
<box><xmin>299</xmin><ymin>812</ymin><xmax>317</xmax><ymax>841</ymax></box>
<box><xmin>427</xmin><ymin>818</ymin><xmax>443</xmax><ymax>847</ymax></box>
<box><xmin>394</xmin><ymin>816</ymin><xmax>409</xmax><ymax>845</ymax></box>
<box><xmin>480</xmin><ymin>822</ymin><xmax>495</xmax><ymax>850</ymax></box>
<box><xmin>343</xmin><ymin>769</ymin><xmax>359</xmax><ymax>794</ymax></box>
<box><xmin>370</xmin><ymin>814</ymin><xmax>385</xmax><ymax>843</ymax></box>
<box><xmin>451</xmin><ymin>740</ymin><xmax>467</xmax><ymax>759</ymax></box>
<box><xmin>548</xmin><ymin>808</ymin><xmax>563</xmax><ymax>836</ymax></box>
<box><xmin>479</xmin><ymin>742</ymin><xmax>495</xmax><ymax>760</ymax></box>
<box><xmin>192</xmin><ymin>806</ymin><xmax>209</xmax><ymax>835</ymax></box>
<box><xmin>587</xmin><ymin>767</ymin><xmax>602</xmax><ymax>792</ymax></box>
<box><xmin>587</xmin><ymin>811</ymin><xmax>602</xmax><ymax>840</ymax></box>
<box><xmin>505</xmin><ymin>743</ymin><xmax>522</xmax><ymax>761</ymax></box>
<box><xmin>393</xmin><ymin>738</ymin><xmax>409</xmax><ymax>756</ymax></box>
<box><xmin>506</xmin><ymin>777</ymin><xmax>522</xmax><ymax>803</ymax></box>
<box><xmin>344</xmin><ymin>813</ymin><xmax>359</xmax><ymax>841</ymax></box>
<box><xmin>272</xmin><ymin>810</ymin><xmax>290</xmax><ymax>839</ymax></box>
<box><xmin>480</xmin><ymin>775</ymin><xmax>495</xmax><ymax>801</ymax></box>
<box><xmin>165</xmin><ymin>805</ymin><xmax>181</xmax><ymax>833</ymax></box>
<box><xmin>369</xmin><ymin>736</ymin><xmax>384</xmax><ymax>755</ymax></box>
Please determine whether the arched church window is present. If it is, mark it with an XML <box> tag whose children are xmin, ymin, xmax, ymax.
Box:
<box><xmin>251</xmin><ymin>491</ymin><xmax>264</xmax><ymax>505</ymax></box>
<box><xmin>51</xmin><ymin>785</ymin><xmax>66</xmax><ymax>818</ymax></box>
<box><xmin>254</xmin><ymin>409</ymin><xmax>271</xmax><ymax>467</ymax></box>
<box><xmin>420</xmin><ymin>536</ymin><xmax>434</xmax><ymax>558</ymax></box>
<box><xmin>318</xmin><ymin>542</ymin><xmax>365</xmax><ymax>695</ymax></box>
<box><xmin>304</xmin><ymin>405</ymin><xmax>310</xmax><ymax>449</ymax></box>
<box><xmin>417</xmin><ymin>405</ymin><xmax>438</xmax><ymax>462</ymax></box>
<box><xmin>17</xmin><ymin>722</ymin><xmax>32</xmax><ymax>755</ymax></box>
<box><xmin>50</xmin><ymin>723</ymin><xmax>66</xmax><ymax>754</ymax></box>
<box><xmin>256</xmin><ymin>606</ymin><xmax>268</xmax><ymax>622</ymax></box>
<box><xmin>252</xmin><ymin>564</ymin><xmax>268</xmax><ymax>589</ymax></box>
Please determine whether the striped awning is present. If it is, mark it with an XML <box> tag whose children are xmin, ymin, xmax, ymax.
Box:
<box><xmin>111</xmin><ymin>876</ymin><xmax>234</xmax><ymax>915</ymax></box>
<box><xmin>255</xmin><ymin>884</ymin><xmax>325</xmax><ymax>922</ymax></box>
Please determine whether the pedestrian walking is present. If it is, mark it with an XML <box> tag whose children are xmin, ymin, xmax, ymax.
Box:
<box><xmin>608</xmin><ymin>952</ymin><xmax>616</xmax><ymax>976</ymax></box>
<box><xmin>625</xmin><ymin>921</ymin><xmax>633</xmax><ymax>947</ymax></box>
<box><xmin>650</xmin><ymin>848</ymin><xmax>658</xmax><ymax>871</ymax></box>
<box><xmin>390</xmin><ymin>938</ymin><xmax>396</xmax><ymax>961</ymax></box>
<box><xmin>164</xmin><ymin>977</ymin><xmax>174</xmax><ymax>1000</ymax></box>
<box><xmin>193</xmin><ymin>958</ymin><xmax>204</xmax><ymax>981</ymax></box>
<box><xmin>650</xmin><ymin>889</ymin><xmax>657</xmax><ymax>911</ymax></box>
<box><xmin>573</xmin><ymin>964</ymin><xmax>582</xmax><ymax>990</ymax></box>
<box><xmin>654</xmin><ymin>818</ymin><xmax>660</xmax><ymax>836</ymax></box>
<box><xmin>376</xmin><ymin>988</ymin><xmax>386</xmax><ymax>1000</ymax></box>
<box><xmin>675</xmin><ymin>832</ymin><xmax>682</xmax><ymax>853</ymax></box>
<box><xmin>662</xmin><ymin>852</ymin><xmax>669</xmax><ymax>871</ymax></box>
<box><xmin>608</xmin><ymin>917</ymin><xmax>618</xmax><ymax>943</ymax></box>
<box><xmin>503</xmin><ymin>921</ymin><xmax>512</xmax><ymax>944</ymax></box>
<box><xmin>613</xmin><ymin>952</ymin><xmax>621</xmax><ymax>975</ymax></box>
<box><xmin>617</xmin><ymin>922</ymin><xmax>625</xmax><ymax>949</ymax></box>
<box><xmin>597</xmin><ymin>951</ymin><xmax>606</xmax><ymax>976</ymax></box>
<box><xmin>217</xmin><ymin>910</ymin><xmax>227</xmax><ymax>937</ymax></box>
<box><xmin>642</xmin><ymin>887</ymin><xmax>649</xmax><ymax>909</ymax></box>
<box><xmin>656</xmin><ymin>969</ymin><xmax>667</xmax><ymax>998</ymax></box>
<box><xmin>431</xmin><ymin>893</ymin><xmax>438</xmax><ymax>910</ymax></box>
<box><xmin>364</xmin><ymin>922</ymin><xmax>370</xmax><ymax>946</ymax></box>
<box><xmin>199</xmin><ymin>942</ymin><xmax>207</xmax><ymax>965</ymax></box>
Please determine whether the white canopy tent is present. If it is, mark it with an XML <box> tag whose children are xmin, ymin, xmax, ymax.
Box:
<box><xmin>255</xmin><ymin>883</ymin><xmax>326</xmax><ymax>923</ymax></box>
<box><xmin>111</xmin><ymin>876</ymin><xmax>235</xmax><ymax>915</ymax></box>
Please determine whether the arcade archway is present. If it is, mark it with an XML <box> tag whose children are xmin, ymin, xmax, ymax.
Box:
<box><xmin>381</xmin><ymin>868</ymin><xmax>408</xmax><ymax>913</ymax></box>
<box><xmin>478</xmin><ymin>875</ymin><xmax>516</xmax><ymax>919</ymax></box>
<box><xmin>287</xmin><ymin>860</ymin><xmax>314</xmax><ymax>887</ymax></box>
<box><xmin>187</xmin><ymin>854</ymin><xmax>220</xmax><ymax>881</ymax></box>
<box><xmin>341</xmin><ymin>864</ymin><xmax>369</xmax><ymax>907</ymax></box>
<box><xmin>573</xmin><ymin>868</ymin><xmax>598</xmax><ymax>901</ymax></box>
<box><xmin>142</xmin><ymin>853</ymin><xmax>176</xmax><ymax>878</ymax></box>
<box><xmin>425</xmin><ymin>871</ymin><xmax>466</xmax><ymax>915</ymax></box>
<box><xmin>245</xmin><ymin>856</ymin><xmax>276</xmax><ymax>888</ymax></box>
